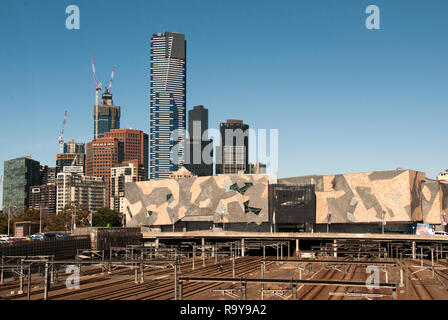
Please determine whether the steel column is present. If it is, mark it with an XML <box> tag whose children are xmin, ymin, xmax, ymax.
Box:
<box><xmin>27</xmin><ymin>266</ymin><xmax>31</xmax><ymax>301</ymax></box>
<box><xmin>44</xmin><ymin>262</ymin><xmax>49</xmax><ymax>300</ymax></box>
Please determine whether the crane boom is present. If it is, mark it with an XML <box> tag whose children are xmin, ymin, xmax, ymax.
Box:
<box><xmin>91</xmin><ymin>56</ymin><xmax>98</xmax><ymax>88</ymax></box>
<box><xmin>108</xmin><ymin>66</ymin><xmax>115</xmax><ymax>91</ymax></box>
<box><xmin>58</xmin><ymin>111</ymin><xmax>67</xmax><ymax>153</ymax></box>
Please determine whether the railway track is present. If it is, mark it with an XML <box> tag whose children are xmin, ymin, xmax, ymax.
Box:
<box><xmin>6</xmin><ymin>256</ymin><xmax>262</xmax><ymax>300</ymax></box>
<box><xmin>80</xmin><ymin>256</ymin><xmax>263</xmax><ymax>300</ymax></box>
<box><xmin>403</xmin><ymin>260</ymin><xmax>434</xmax><ymax>300</ymax></box>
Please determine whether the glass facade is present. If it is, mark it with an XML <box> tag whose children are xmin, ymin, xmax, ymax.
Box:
<box><xmin>150</xmin><ymin>32</ymin><xmax>186</xmax><ymax>180</ymax></box>
<box><xmin>3</xmin><ymin>156</ymin><xmax>40</xmax><ymax>211</ymax></box>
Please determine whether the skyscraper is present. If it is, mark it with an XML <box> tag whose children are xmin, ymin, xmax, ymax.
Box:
<box><xmin>56</xmin><ymin>139</ymin><xmax>86</xmax><ymax>173</ymax></box>
<box><xmin>94</xmin><ymin>90</ymin><xmax>121</xmax><ymax>140</ymax></box>
<box><xmin>56</xmin><ymin>172</ymin><xmax>106</xmax><ymax>214</ymax></box>
<box><xmin>104</xmin><ymin>129</ymin><xmax>149</xmax><ymax>180</ymax></box>
<box><xmin>86</xmin><ymin>137</ymin><xmax>124</xmax><ymax>207</ymax></box>
<box><xmin>215</xmin><ymin>120</ymin><xmax>249</xmax><ymax>174</ymax></box>
<box><xmin>3</xmin><ymin>156</ymin><xmax>41</xmax><ymax>211</ymax></box>
<box><xmin>150</xmin><ymin>32</ymin><xmax>186</xmax><ymax>180</ymax></box>
<box><xmin>184</xmin><ymin>105</ymin><xmax>213</xmax><ymax>176</ymax></box>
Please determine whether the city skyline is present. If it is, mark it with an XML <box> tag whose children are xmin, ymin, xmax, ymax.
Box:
<box><xmin>1</xmin><ymin>0</ymin><xmax>448</xmax><ymax>210</ymax></box>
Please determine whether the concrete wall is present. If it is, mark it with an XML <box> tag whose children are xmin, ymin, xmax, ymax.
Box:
<box><xmin>73</xmin><ymin>227</ymin><xmax>141</xmax><ymax>250</ymax></box>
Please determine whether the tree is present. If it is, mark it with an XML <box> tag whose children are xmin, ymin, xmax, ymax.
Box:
<box><xmin>45</xmin><ymin>204</ymin><xmax>90</xmax><ymax>232</ymax></box>
<box><xmin>0</xmin><ymin>213</ymin><xmax>8</xmax><ymax>234</ymax></box>
<box><xmin>92</xmin><ymin>207</ymin><xmax>122</xmax><ymax>227</ymax></box>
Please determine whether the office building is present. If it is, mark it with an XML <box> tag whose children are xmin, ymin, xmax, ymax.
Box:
<box><xmin>64</xmin><ymin>140</ymin><xmax>85</xmax><ymax>154</ymax></box>
<box><xmin>184</xmin><ymin>105</ymin><xmax>213</xmax><ymax>176</ymax></box>
<box><xmin>150</xmin><ymin>32</ymin><xmax>186</xmax><ymax>180</ymax></box>
<box><xmin>215</xmin><ymin>120</ymin><xmax>249</xmax><ymax>174</ymax></box>
<box><xmin>3</xmin><ymin>156</ymin><xmax>40</xmax><ymax>211</ymax></box>
<box><xmin>56</xmin><ymin>153</ymin><xmax>85</xmax><ymax>173</ymax></box>
<box><xmin>56</xmin><ymin>139</ymin><xmax>86</xmax><ymax>173</ymax></box>
<box><xmin>94</xmin><ymin>90</ymin><xmax>121</xmax><ymax>140</ymax></box>
<box><xmin>29</xmin><ymin>184</ymin><xmax>57</xmax><ymax>217</ymax></box>
<box><xmin>110</xmin><ymin>160</ymin><xmax>145</xmax><ymax>215</ymax></box>
<box><xmin>56</xmin><ymin>172</ymin><xmax>106</xmax><ymax>213</ymax></box>
<box><xmin>104</xmin><ymin>129</ymin><xmax>149</xmax><ymax>180</ymax></box>
<box><xmin>249</xmin><ymin>162</ymin><xmax>266</xmax><ymax>174</ymax></box>
<box><xmin>86</xmin><ymin>137</ymin><xmax>124</xmax><ymax>207</ymax></box>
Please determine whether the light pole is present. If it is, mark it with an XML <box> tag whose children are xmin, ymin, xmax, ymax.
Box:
<box><xmin>7</xmin><ymin>205</ymin><xmax>17</xmax><ymax>237</ymax></box>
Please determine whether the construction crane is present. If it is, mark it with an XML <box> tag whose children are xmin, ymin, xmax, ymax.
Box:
<box><xmin>70</xmin><ymin>153</ymin><xmax>78</xmax><ymax>167</ymax></box>
<box><xmin>58</xmin><ymin>111</ymin><xmax>67</xmax><ymax>153</ymax></box>
<box><xmin>90</xmin><ymin>56</ymin><xmax>103</xmax><ymax>107</ymax></box>
<box><xmin>106</xmin><ymin>66</ymin><xmax>115</xmax><ymax>94</ymax></box>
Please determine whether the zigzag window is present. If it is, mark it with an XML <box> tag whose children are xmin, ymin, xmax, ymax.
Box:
<box><xmin>243</xmin><ymin>201</ymin><xmax>262</xmax><ymax>215</ymax></box>
<box><xmin>230</xmin><ymin>183</ymin><xmax>254</xmax><ymax>195</ymax></box>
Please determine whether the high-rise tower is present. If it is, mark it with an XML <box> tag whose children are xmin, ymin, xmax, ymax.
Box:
<box><xmin>150</xmin><ymin>32</ymin><xmax>186</xmax><ymax>180</ymax></box>
<box><xmin>93</xmin><ymin>91</ymin><xmax>121</xmax><ymax>140</ymax></box>
<box><xmin>215</xmin><ymin>120</ymin><xmax>249</xmax><ymax>174</ymax></box>
<box><xmin>184</xmin><ymin>105</ymin><xmax>213</xmax><ymax>176</ymax></box>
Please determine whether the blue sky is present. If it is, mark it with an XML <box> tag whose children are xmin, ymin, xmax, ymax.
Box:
<box><xmin>1</xmin><ymin>0</ymin><xmax>447</xmax><ymax>209</ymax></box>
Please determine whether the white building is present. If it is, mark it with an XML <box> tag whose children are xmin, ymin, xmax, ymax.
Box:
<box><xmin>110</xmin><ymin>162</ymin><xmax>142</xmax><ymax>214</ymax></box>
<box><xmin>56</xmin><ymin>172</ymin><xmax>106</xmax><ymax>213</ymax></box>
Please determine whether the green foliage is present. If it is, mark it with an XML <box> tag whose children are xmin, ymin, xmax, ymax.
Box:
<box><xmin>92</xmin><ymin>207</ymin><xmax>122</xmax><ymax>227</ymax></box>
<box><xmin>0</xmin><ymin>213</ymin><xmax>8</xmax><ymax>234</ymax></box>
<box><xmin>44</xmin><ymin>204</ymin><xmax>90</xmax><ymax>232</ymax></box>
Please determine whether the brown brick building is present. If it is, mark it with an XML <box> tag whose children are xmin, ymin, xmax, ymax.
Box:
<box><xmin>86</xmin><ymin>129</ymin><xmax>148</xmax><ymax>208</ymax></box>
<box><xmin>104</xmin><ymin>129</ymin><xmax>148</xmax><ymax>180</ymax></box>
<box><xmin>86</xmin><ymin>137</ymin><xmax>123</xmax><ymax>207</ymax></box>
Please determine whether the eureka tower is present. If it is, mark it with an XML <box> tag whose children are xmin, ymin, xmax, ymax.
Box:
<box><xmin>150</xmin><ymin>32</ymin><xmax>186</xmax><ymax>179</ymax></box>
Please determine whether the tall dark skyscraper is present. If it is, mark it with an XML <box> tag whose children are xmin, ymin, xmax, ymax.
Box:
<box><xmin>3</xmin><ymin>156</ymin><xmax>41</xmax><ymax>211</ymax></box>
<box><xmin>185</xmin><ymin>105</ymin><xmax>213</xmax><ymax>176</ymax></box>
<box><xmin>188</xmin><ymin>105</ymin><xmax>208</xmax><ymax>140</ymax></box>
<box><xmin>94</xmin><ymin>90</ymin><xmax>121</xmax><ymax>140</ymax></box>
<box><xmin>150</xmin><ymin>32</ymin><xmax>186</xmax><ymax>180</ymax></box>
<box><xmin>215</xmin><ymin>120</ymin><xmax>249</xmax><ymax>174</ymax></box>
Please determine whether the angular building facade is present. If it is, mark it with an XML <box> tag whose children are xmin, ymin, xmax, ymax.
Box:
<box><xmin>123</xmin><ymin>169</ymin><xmax>448</xmax><ymax>234</ymax></box>
<box><xmin>3</xmin><ymin>156</ymin><xmax>40</xmax><ymax>211</ymax></box>
<box><xmin>184</xmin><ymin>105</ymin><xmax>213</xmax><ymax>176</ymax></box>
<box><xmin>215</xmin><ymin>120</ymin><xmax>249</xmax><ymax>174</ymax></box>
<box><xmin>94</xmin><ymin>91</ymin><xmax>121</xmax><ymax>140</ymax></box>
<box><xmin>279</xmin><ymin>169</ymin><xmax>448</xmax><ymax>233</ymax></box>
<box><xmin>124</xmin><ymin>174</ymin><xmax>272</xmax><ymax>231</ymax></box>
<box><xmin>150</xmin><ymin>32</ymin><xmax>186</xmax><ymax>180</ymax></box>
